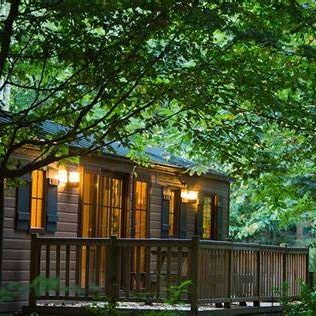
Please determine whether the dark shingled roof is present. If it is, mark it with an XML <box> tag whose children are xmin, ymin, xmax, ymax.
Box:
<box><xmin>0</xmin><ymin>112</ymin><xmax>228</xmax><ymax>179</ymax></box>
<box><xmin>40</xmin><ymin>120</ymin><xmax>194</xmax><ymax>169</ymax></box>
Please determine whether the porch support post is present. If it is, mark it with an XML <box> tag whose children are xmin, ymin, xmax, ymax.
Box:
<box><xmin>29</xmin><ymin>233</ymin><xmax>40</xmax><ymax>308</ymax></box>
<box><xmin>190</xmin><ymin>236</ymin><xmax>199</xmax><ymax>315</ymax></box>
<box><xmin>224</xmin><ymin>242</ymin><xmax>233</xmax><ymax>308</ymax></box>
<box><xmin>254</xmin><ymin>244</ymin><xmax>261</xmax><ymax>307</ymax></box>
<box><xmin>106</xmin><ymin>235</ymin><xmax>118</xmax><ymax>304</ymax></box>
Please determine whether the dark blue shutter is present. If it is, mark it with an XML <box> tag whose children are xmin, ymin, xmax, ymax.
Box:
<box><xmin>46</xmin><ymin>179</ymin><xmax>58</xmax><ymax>233</ymax></box>
<box><xmin>161</xmin><ymin>199</ymin><xmax>169</xmax><ymax>238</ymax></box>
<box><xmin>197</xmin><ymin>201</ymin><xmax>203</xmax><ymax>238</ymax></box>
<box><xmin>179</xmin><ymin>202</ymin><xmax>187</xmax><ymax>239</ymax></box>
<box><xmin>217</xmin><ymin>194</ymin><xmax>224</xmax><ymax>240</ymax></box>
<box><xmin>16</xmin><ymin>173</ymin><xmax>31</xmax><ymax>231</ymax></box>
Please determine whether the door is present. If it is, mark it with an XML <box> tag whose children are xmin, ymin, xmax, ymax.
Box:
<box><xmin>131</xmin><ymin>180</ymin><xmax>149</xmax><ymax>290</ymax></box>
<box><xmin>80</xmin><ymin>170</ymin><xmax>127</xmax><ymax>287</ymax></box>
<box><xmin>196</xmin><ymin>194</ymin><xmax>218</xmax><ymax>239</ymax></box>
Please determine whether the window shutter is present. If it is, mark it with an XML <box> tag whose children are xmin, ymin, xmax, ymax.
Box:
<box><xmin>16</xmin><ymin>173</ymin><xmax>31</xmax><ymax>231</ymax></box>
<box><xmin>161</xmin><ymin>199</ymin><xmax>169</xmax><ymax>238</ymax></box>
<box><xmin>217</xmin><ymin>194</ymin><xmax>224</xmax><ymax>240</ymax></box>
<box><xmin>179</xmin><ymin>202</ymin><xmax>187</xmax><ymax>239</ymax></box>
<box><xmin>197</xmin><ymin>202</ymin><xmax>203</xmax><ymax>238</ymax></box>
<box><xmin>45</xmin><ymin>179</ymin><xmax>58</xmax><ymax>233</ymax></box>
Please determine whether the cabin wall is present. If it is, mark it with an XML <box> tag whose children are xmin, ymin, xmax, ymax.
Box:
<box><xmin>1</xmin><ymin>185</ymin><xmax>79</xmax><ymax>313</ymax></box>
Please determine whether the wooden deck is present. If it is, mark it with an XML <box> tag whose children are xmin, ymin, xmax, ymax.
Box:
<box><xmin>28</xmin><ymin>234</ymin><xmax>308</xmax><ymax>313</ymax></box>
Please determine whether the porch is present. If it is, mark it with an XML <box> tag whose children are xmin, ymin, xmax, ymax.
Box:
<box><xmin>28</xmin><ymin>234</ymin><xmax>308</xmax><ymax>313</ymax></box>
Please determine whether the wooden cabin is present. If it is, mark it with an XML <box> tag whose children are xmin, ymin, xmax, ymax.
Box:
<box><xmin>2</xmin><ymin>146</ymin><xmax>231</xmax><ymax>312</ymax></box>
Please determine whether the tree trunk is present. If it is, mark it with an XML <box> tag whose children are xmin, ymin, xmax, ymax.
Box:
<box><xmin>0</xmin><ymin>173</ymin><xmax>4</xmax><ymax>286</ymax></box>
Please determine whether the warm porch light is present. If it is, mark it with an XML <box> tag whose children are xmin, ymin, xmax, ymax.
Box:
<box><xmin>69</xmin><ymin>171</ymin><xmax>80</xmax><ymax>184</ymax></box>
<box><xmin>57</xmin><ymin>169</ymin><xmax>80</xmax><ymax>185</ymax></box>
<box><xmin>57</xmin><ymin>169</ymin><xmax>68</xmax><ymax>184</ymax></box>
<box><xmin>181</xmin><ymin>190</ymin><xmax>198</xmax><ymax>202</ymax></box>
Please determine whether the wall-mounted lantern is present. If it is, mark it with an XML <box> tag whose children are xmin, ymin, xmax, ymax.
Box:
<box><xmin>68</xmin><ymin>171</ymin><xmax>80</xmax><ymax>184</ymax></box>
<box><xmin>57</xmin><ymin>169</ymin><xmax>80</xmax><ymax>186</ymax></box>
<box><xmin>181</xmin><ymin>189</ymin><xmax>198</xmax><ymax>203</ymax></box>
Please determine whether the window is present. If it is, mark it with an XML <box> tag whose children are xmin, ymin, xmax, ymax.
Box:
<box><xmin>16</xmin><ymin>168</ymin><xmax>58</xmax><ymax>233</ymax></box>
<box><xmin>30</xmin><ymin>169</ymin><xmax>45</xmax><ymax>229</ymax></box>
<box><xmin>134</xmin><ymin>180</ymin><xmax>148</xmax><ymax>238</ymax></box>
<box><xmin>81</xmin><ymin>171</ymin><xmax>125</xmax><ymax>238</ymax></box>
<box><xmin>81</xmin><ymin>170</ymin><xmax>126</xmax><ymax>287</ymax></box>
<box><xmin>202</xmin><ymin>194</ymin><xmax>217</xmax><ymax>240</ymax></box>
<box><xmin>168</xmin><ymin>190</ymin><xmax>180</xmax><ymax>237</ymax></box>
<box><xmin>101</xmin><ymin>176</ymin><xmax>123</xmax><ymax>237</ymax></box>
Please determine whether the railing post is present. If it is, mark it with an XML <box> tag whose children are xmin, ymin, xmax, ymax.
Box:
<box><xmin>306</xmin><ymin>248</ymin><xmax>310</xmax><ymax>287</ymax></box>
<box><xmin>282</xmin><ymin>244</ymin><xmax>288</xmax><ymax>297</ymax></box>
<box><xmin>254</xmin><ymin>244</ymin><xmax>261</xmax><ymax>307</ymax></box>
<box><xmin>224</xmin><ymin>242</ymin><xmax>232</xmax><ymax>308</ymax></box>
<box><xmin>29</xmin><ymin>233</ymin><xmax>40</xmax><ymax>308</ymax></box>
<box><xmin>190</xmin><ymin>236</ymin><xmax>199</xmax><ymax>316</ymax></box>
<box><xmin>106</xmin><ymin>236</ymin><xmax>118</xmax><ymax>304</ymax></box>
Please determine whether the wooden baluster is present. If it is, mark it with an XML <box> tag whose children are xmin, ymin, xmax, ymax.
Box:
<box><xmin>45</xmin><ymin>244</ymin><xmax>50</xmax><ymax>297</ymax></box>
<box><xmin>65</xmin><ymin>244</ymin><xmax>70</xmax><ymax>297</ymax></box>
<box><xmin>85</xmin><ymin>244</ymin><xmax>90</xmax><ymax>298</ymax></box>
<box><xmin>145</xmin><ymin>246</ymin><xmax>151</xmax><ymax>292</ymax></box>
<box><xmin>283</xmin><ymin>246</ymin><xmax>287</xmax><ymax>298</ymax></box>
<box><xmin>136</xmin><ymin>246</ymin><xmax>141</xmax><ymax>292</ymax></box>
<box><xmin>305</xmin><ymin>251</ymin><xmax>309</xmax><ymax>287</ymax></box>
<box><xmin>177</xmin><ymin>246</ymin><xmax>182</xmax><ymax>285</ymax></box>
<box><xmin>254</xmin><ymin>247</ymin><xmax>260</xmax><ymax>307</ymax></box>
<box><xmin>126</xmin><ymin>245</ymin><xmax>131</xmax><ymax>298</ymax></box>
<box><xmin>166</xmin><ymin>246</ymin><xmax>171</xmax><ymax>297</ymax></box>
<box><xmin>75</xmin><ymin>244</ymin><xmax>80</xmax><ymax>297</ymax></box>
<box><xmin>239</xmin><ymin>250</ymin><xmax>246</xmax><ymax>306</ymax></box>
<box><xmin>95</xmin><ymin>244</ymin><xmax>100</xmax><ymax>290</ymax></box>
<box><xmin>56</xmin><ymin>244</ymin><xmax>60</xmax><ymax>297</ymax></box>
<box><xmin>117</xmin><ymin>245</ymin><xmax>122</xmax><ymax>295</ymax></box>
<box><xmin>156</xmin><ymin>246</ymin><xmax>162</xmax><ymax>298</ymax></box>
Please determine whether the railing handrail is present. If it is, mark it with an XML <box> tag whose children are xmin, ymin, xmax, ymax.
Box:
<box><xmin>33</xmin><ymin>235</ymin><xmax>309</xmax><ymax>253</ymax></box>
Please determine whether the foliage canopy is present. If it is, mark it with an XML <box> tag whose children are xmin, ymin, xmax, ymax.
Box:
<box><xmin>1</xmin><ymin>1</ymin><xmax>316</xmax><ymax>233</ymax></box>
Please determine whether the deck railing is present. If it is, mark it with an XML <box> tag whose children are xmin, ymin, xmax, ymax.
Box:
<box><xmin>29</xmin><ymin>234</ymin><xmax>308</xmax><ymax>313</ymax></box>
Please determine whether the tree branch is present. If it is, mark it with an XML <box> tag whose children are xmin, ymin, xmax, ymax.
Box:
<box><xmin>0</xmin><ymin>0</ymin><xmax>20</xmax><ymax>78</ymax></box>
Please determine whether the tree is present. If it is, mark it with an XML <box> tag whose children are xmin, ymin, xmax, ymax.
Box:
<box><xmin>1</xmin><ymin>0</ymin><xmax>316</xmax><ymax>282</ymax></box>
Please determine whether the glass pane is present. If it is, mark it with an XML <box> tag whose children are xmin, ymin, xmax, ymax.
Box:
<box><xmin>101</xmin><ymin>176</ymin><xmax>110</xmax><ymax>206</ymax></box>
<box><xmin>90</xmin><ymin>174</ymin><xmax>98</xmax><ymax>203</ymax></box>
<box><xmin>141</xmin><ymin>211</ymin><xmax>147</xmax><ymax>238</ymax></box>
<box><xmin>203</xmin><ymin>197</ymin><xmax>211</xmax><ymax>239</ymax></box>
<box><xmin>82</xmin><ymin>205</ymin><xmax>90</xmax><ymax>237</ymax></box>
<box><xmin>30</xmin><ymin>170</ymin><xmax>44</xmax><ymax>229</ymax></box>
<box><xmin>30</xmin><ymin>199</ymin><xmax>37</xmax><ymax>228</ymax></box>
<box><xmin>135</xmin><ymin>210</ymin><xmax>141</xmax><ymax>238</ymax></box>
<box><xmin>169</xmin><ymin>191</ymin><xmax>175</xmax><ymax>236</ymax></box>
<box><xmin>83</xmin><ymin>173</ymin><xmax>91</xmax><ymax>203</ymax></box>
<box><xmin>134</xmin><ymin>181</ymin><xmax>148</xmax><ymax>239</ymax></box>
<box><xmin>141</xmin><ymin>182</ymin><xmax>148</xmax><ymax>210</ymax></box>
<box><xmin>110</xmin><ymin>208</ymin><xmax>121</xmax><ymax>237</ymax></box>
<box><xmin>112</xmin><ymin>178</ymin><xmax>122</xmax><ymax>208</ymax></box>
<box><xmin>135</xmin><ymin>181</ymin><xmax>141</xmax><ymax>210</ymax></box>
<box><xmin>99</xmin><ymin>206</ymin><xmax>108</xmax><ymax>237</ymax></box>
<box><xmin>37</xmin><ymin>170</ymin><xmax>44</xmax><ymax>198</ymax></box>
<box><xmin>36</xmin><ymin>199</ymin><xmax>42</xmax><ymax>228</ymax></box>
<box><xmin>31</xmin><ymin>170</ymin><xmax>39</xmax><ymax>198</ymax></box>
